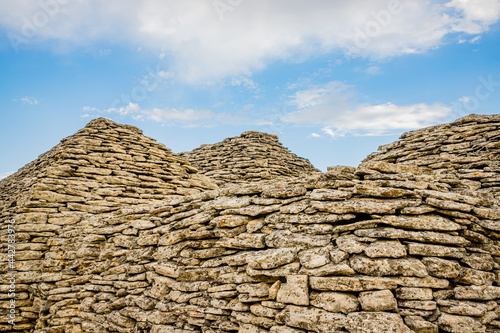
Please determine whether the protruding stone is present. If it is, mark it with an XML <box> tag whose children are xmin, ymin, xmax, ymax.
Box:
<box><xmin>358</xmin><ymin>290</ymin><xmax>398</xmax><ymax>311</ymax></box>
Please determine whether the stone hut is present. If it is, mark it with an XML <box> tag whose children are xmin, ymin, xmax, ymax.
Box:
<box><xmin>179</xmin><ymin>131</ymin><xmax>321</xmax><ymax>185</ymax></box>
<box><xmin>1</xmin><ymin>115</ymin><xmax>499</xmax><ymax>333</ymax></box>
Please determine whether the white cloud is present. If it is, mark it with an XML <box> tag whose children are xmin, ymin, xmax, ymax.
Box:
<box><xmin>311</xmin><ymin>133</ymin><xmax>322</xmax><ymax>138</ymax></box>
<box><xmin>366</xmin><ymin>66</ymin><xmax>382</xmax><ymax>75</ymax></box>
<box><xmin>231</xmin><ymin>76</ymin><xmax>257</xmax><ymax>90</ymax></box>
<box><xmin>14</xmin><ymin>96</ymin><xmax>38</xmax><ymax>105</ymax></box>
<box><xmin>458</xmin><ymin>96</ymin><xmax>471</xmax><ymax>103</ymax></box>
<box><xmin>157</xmin><ymin>71</ymin><xmax>174</xmax><ymax>80</ymax></box>
<box><xmin>1</xmin><ymin>0</ymin><xmax>499</xmax><ymax>83</ymax></box>
<box><xmin>106</xmin><ymin>102</ymin><xmax>141</xmax><ymax>116</ymax></box>
<box><xmin>447</xmin><ymin>0</ymin><xmax>500</xmax><ymax>33</ymax></box>
<box><xmin>82</xmin><ymin>106</ymin><xmax>99</xmax><ymax>112</ymax></box>
<box><xmin>290</xmin><ymin>81</ymin><xmax>354</xmax><ymax>109</ymax></box>
<box><xmin>82</xmin><ymin>102</ymin><xmax>243</xmax><ymax>127</ymax></box>
<box><xmin>0</xmin><ymin>171</ymin><xmax>15</xmax><ymax>180</ymax></box>
<box><xmin>470</xmin><ymin>35</ymin><xmax>482</xmax><ymax>43</ymax></box>
<box><xmin>99</xmin><ymin>49</ymin><xmax>111</xmax><ymax>56</ymax></box>
<box><xmin>322</xmin><ymin>127</ymin><xmax>348</xmax><ymax>138</ymax></box>
<box><xmin>284</xmin><ymin>81</ymin><xmax>453</xmax><ymax>136</ymax></box>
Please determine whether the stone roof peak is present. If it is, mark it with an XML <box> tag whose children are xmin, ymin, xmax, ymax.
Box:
<box><xmin>83</xmin><ymin>117</ymin><xmax>143</xmax><ymax>134</ymax></box>
<box><xmin>240</xmin><ymin>130</ymin><xmax>279</xmax><ymax>140</ymax></box>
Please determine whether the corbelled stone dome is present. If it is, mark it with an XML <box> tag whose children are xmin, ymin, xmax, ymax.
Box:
<box><xmin>180</xmin><ymin>130</ymin><xmax>321</xmax><ymax>185</ymax></box>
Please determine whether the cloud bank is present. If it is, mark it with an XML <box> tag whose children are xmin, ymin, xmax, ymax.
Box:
<box><xmin>284</xmin><ymin>81</ymin><xmax>453</xmax><ymax>136</ymax></box>
<box><xmin>2</xmin><ymin>0</ymin><xmax>499</xmax><ymax>83</ymax></box>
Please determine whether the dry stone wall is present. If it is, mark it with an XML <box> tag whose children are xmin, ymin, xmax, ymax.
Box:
<box><xmin>1</xmin><ymin>116</ymin><xmax>500</xmax><ymax>333</ymax></box>
<box><xmin>180</xmin><ymin>131</ymin><xmax>321</xmax><ymax>185</ymax></box>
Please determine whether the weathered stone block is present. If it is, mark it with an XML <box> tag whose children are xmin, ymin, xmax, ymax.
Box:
<box><xmin>276</xmin><ymin>275</ymin><xmax>309</xmax><ymax>306</ymax></box>
<box><xmin>350</xmin><ymin>254</ymin><xmax>427</xmax><ymax>277</ymax></box>
<box><xmin>358</xmin><ymin>290</ymin><xmax>398</xmax><ymax>311</ymax></box>
<box><xmin>345</xmin><ymin>312</ymin><xmax>413</xmax><ymax>333</ymax></box>
<box><xmin>309</xmin><ymin>291</ymin><xmax>359</xmax><ymax>314</ymax></box>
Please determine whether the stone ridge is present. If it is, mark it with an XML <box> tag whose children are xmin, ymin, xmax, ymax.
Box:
<box><xmin>180</xmin><ymin>131</ymin><xmax>321</xmax><ymax>185</ymax></box>
<box><xmin>362</xmin><ymin>114</ymin><xmax>500</xmax><ymax>199</ymax></box>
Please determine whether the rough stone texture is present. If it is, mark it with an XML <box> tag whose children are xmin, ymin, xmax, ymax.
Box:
<box><xmin>346</xmin><ymin>312</ymin><xmax>413</xmax><ymax>332</ymax></box>
<box><xmin>358</xmin><ymin>289</ymin><xmax>398</xmax><ymax>311</ymax></box>
<box><xmin>362</xmin><ymin>113</ymin><xmax>500</xmax><ymax>199</ymax></box>
<box><xmin>1</xmin><ymin>115</ymin><xmax>499</xmax><ymax>333</ymax></box>
<box><xmin>180</xmin><ymin>131</ymin><xmax>321</xmax><ymax>185</ymax></box>
<box><xmin>276</xmin><ymin>275</ymin><xmax>309</xmax><ymax>306</ymax></box>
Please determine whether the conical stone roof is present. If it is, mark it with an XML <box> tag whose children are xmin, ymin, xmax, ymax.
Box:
<box><xmin>0</xmin><ymin>117</ymin><xmax>219</xmax><ymax>331</ymax></box>
<box><xmin>0</xmin><ymin>117</ymin><xmax>217</xmax><ymax>216</ymax></box>
<box><xmin>180</xmin><ymin>130</ymin><xmax>321</xmax><ymax>185</ymax></box>
<box><xmin>362</xmin><ymin>114</ymin><xmax>500</xmax><ymax>198</ymax></box>
<box><xmin>2</xmin><ymin>117</ymin><xmax>218</xmax><ymax>213</ymax></box>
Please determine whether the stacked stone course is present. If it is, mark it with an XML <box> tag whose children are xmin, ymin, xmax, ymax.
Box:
<box><xmin>363</xmin><ymin>114</ymin><xmax>500</xmax><ymax>198</ymax></box>
<box><xmin>180</xmin><ymin>131</ymin><xmax>321</xmax><ymax>185</ymax></box>
<box><xmin>0</xmin><ymin>115</ymin><xmax>499</xmax><ymax>333</ymax></box>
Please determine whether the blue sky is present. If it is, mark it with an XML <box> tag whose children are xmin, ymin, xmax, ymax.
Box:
<box><xmin>1</xmin><ymin>0</ymin><xmax>500</xmax><ymax>179</ymax></box>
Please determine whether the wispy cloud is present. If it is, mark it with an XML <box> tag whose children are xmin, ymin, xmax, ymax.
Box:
<box><xmin>13</xmin><ymin>96</ymin><xmax>38</xmax><ymax>105</ymax></box>
<box><xmin>366</xmin><ymin>66</ymin><xmax>382</xmax><ymax>75</ymax></box>
<box><xmin>1</xmin><ymin>1</ymin><xmax>499</xmax><ymax>83</ymax></box>
<box><xmin>283</xmin><ymin>81</ymin><xmax>453</xmax><ymax>136</ymax></box>
<box><xmin>82</xmin><ymin>103</ymin><xmax>247</xmax><ymax>127</ymax></box>
<box><xmin>99</xmin><ymin>49</ymin><xmax>111</xmax><ymax>56</ymax></box>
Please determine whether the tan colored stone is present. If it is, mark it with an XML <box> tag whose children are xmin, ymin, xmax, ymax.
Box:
<box><xmin>277</xmin><ymin>275</ymin><xmax>309</xmax><ymax>306</ymax></box>
<box><xmin>310</xmin><ymin>291</ymin><xmax>359</xmax><ymax>314</ymax></box>
<box><xmin>358</xmin><ymin>290</ymin><xmax>398</xmax><ymax>311</ymax></box>
<box><xmin>345</xmin><ymin>312</ymin><xmax>413</xmax><ymax>333</ymax></box>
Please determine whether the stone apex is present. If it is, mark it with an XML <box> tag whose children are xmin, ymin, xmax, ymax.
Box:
<box><xmin>181</xmin><ymin>129</ymin><xmax>319</xmax><ymax>184</ymax></box>
<box><xmin>84</xmin><ymin>117</ymin><xmax>143</xmax><ymax>134</ymax></box>
<box><xmin>240</xmin><ymin>130</ymin><xmax>279</xmax><ymax>140</ymax></box>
